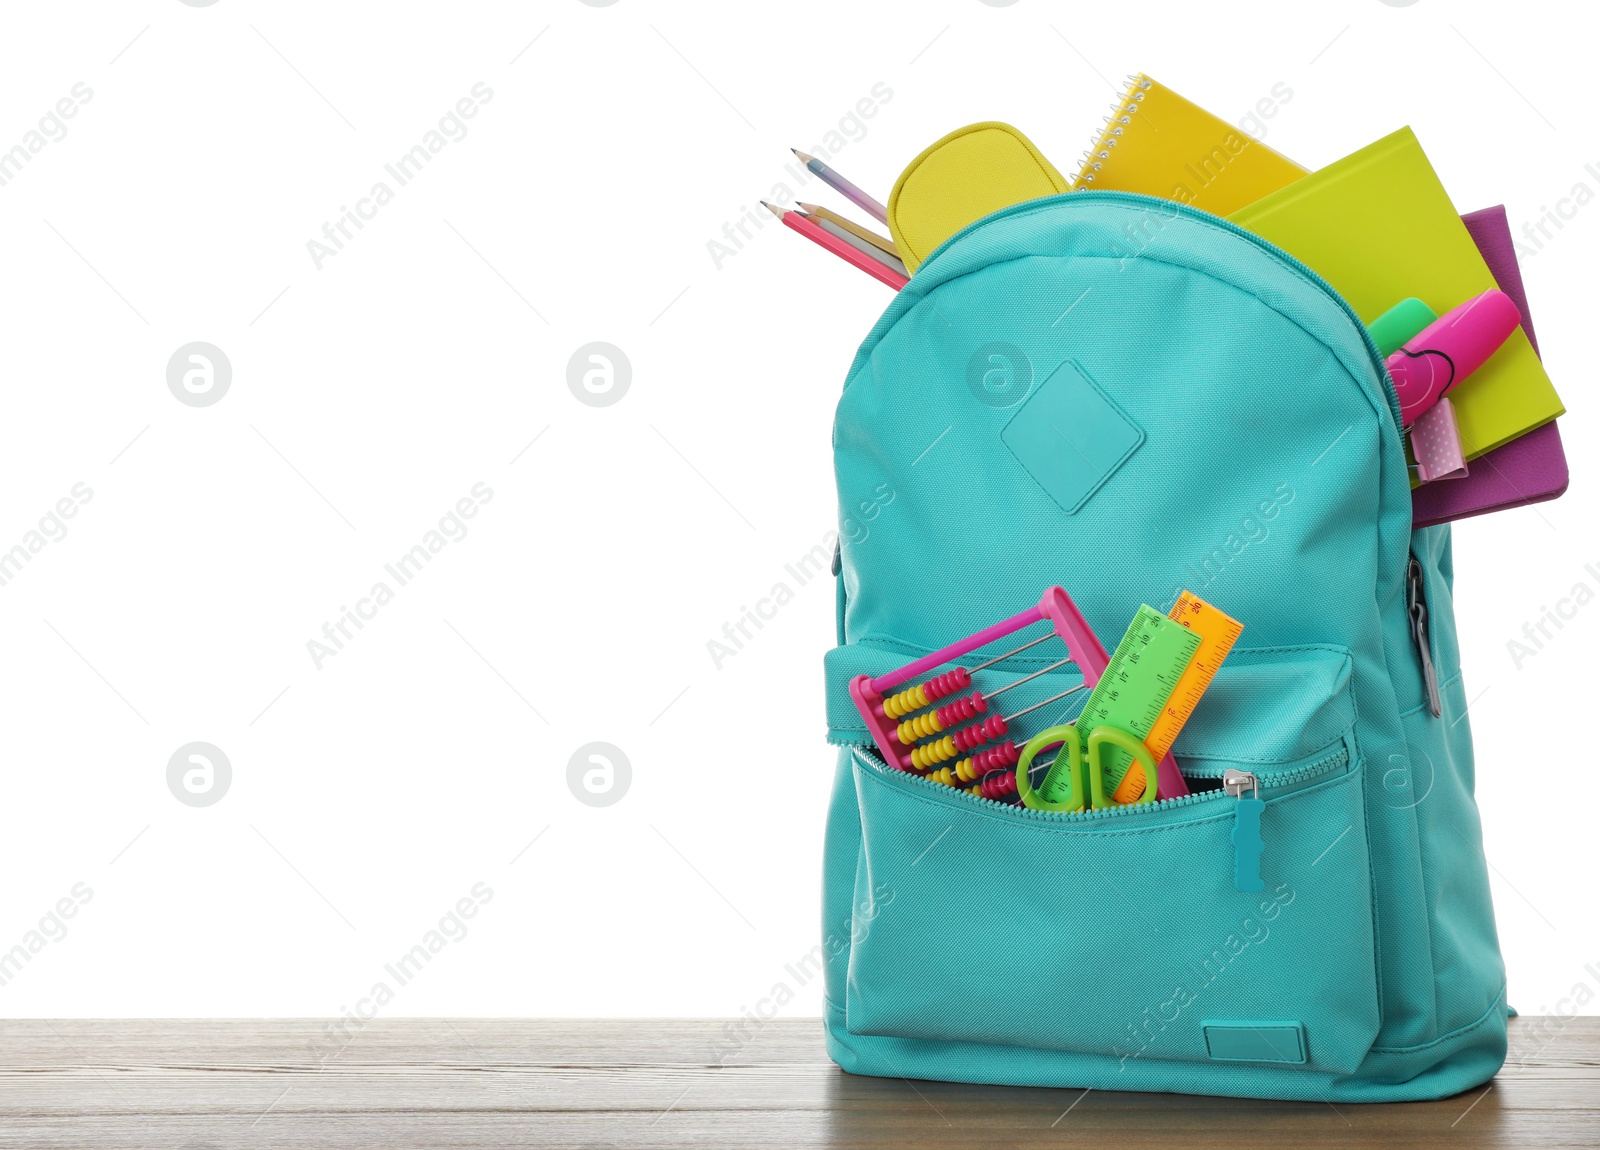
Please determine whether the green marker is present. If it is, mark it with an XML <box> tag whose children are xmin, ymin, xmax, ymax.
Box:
<box><xmin>1367</xmin><ymin>297</ymin><xmax>1438</xmax><ymax>357</ymax></box>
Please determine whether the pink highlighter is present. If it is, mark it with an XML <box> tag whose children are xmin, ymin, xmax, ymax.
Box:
<box><xmin>1386</xmin><ymin>289</ymin><xmax>1522</xmax><ymax>427</ymax></box>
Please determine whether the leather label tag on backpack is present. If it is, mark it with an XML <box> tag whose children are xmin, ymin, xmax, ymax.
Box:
<box><xmin>1202</xmin><ymin>1022</ymin><xmax>1308</xmax><ymax>1064</ymax></box>
<box><xmin>1000</xmin><ymin>359</ymin><xmax>1144</xmax><ymax>515</ymax></box>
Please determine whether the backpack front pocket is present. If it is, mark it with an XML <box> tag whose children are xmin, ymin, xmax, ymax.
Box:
<box><xmin>838</xmin><ymin>649</ymin><xmax>1380</xmax><ymax>1075</ymax></box>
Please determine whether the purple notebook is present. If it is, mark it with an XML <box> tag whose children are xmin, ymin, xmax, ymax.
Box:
<box><xmin>1411</xmin><ymin>205</ymin><xmax>1569</xmax><ymax>528</ymax></box>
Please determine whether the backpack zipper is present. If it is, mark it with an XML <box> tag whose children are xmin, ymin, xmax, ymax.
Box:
<box><xmin>907</xmin><ymin>190</ymin><xmax>1406</xmax><ymax>439</ymax></box>
<box><xmin>1223</xmin><ymin>769</ymin><xmax>1266</xmax><ymax>892</ymax></box>
<box><xmin>847</xmin><ymin>740</ymin><xmax>1349</xmax><ymax>887</ymax></box>
<box><xmin>1406</xmin><ymin>551</ymin><xmax>1442</xmax><ymax>718</ymax></box>
<box><xmin>832</xmin><ymin>539</ymin><xmax>846</xmax><ymax>648</ymax></box>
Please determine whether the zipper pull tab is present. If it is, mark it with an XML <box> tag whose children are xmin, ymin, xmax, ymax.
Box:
<box><xmin>1407</xmin><ymin>554</ymin><xmax>1443</xmax><ymax>718</ymax></box>
<box><xmin>1223</xmin><ymin>769</ymin><xmax>1264</xmax><ymax>893</ymax></box>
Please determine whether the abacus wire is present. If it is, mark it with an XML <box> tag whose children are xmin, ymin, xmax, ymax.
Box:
<box><xmin>965</xmin><ymin>630</ymin><xmax>1055</xmax><ymax>676</ymax></box>
<box><xmin>980</xmin><ymin>656</ymin><xmax>1075</xmax><ymax>702</ymax></box>
<box><xmin>892</xmin><ymin>656</ymin><xmax>1077</xmax><ymax>744</ymax></box>
<box><xmin>1002</xmin><ymin>684</ymin><xmax>1089</xmax><ymax>724</ymax></box>
<box><xmin>906</xmin><ymin>685</ymin><xmax>1091</xmax><ymax>771</ymax></box>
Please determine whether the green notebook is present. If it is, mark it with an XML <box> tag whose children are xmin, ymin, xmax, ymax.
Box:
<box><xmin>1230</xmin><ymin>127</ymin><xmax>1563</xmax><ymax>460</ymax></box>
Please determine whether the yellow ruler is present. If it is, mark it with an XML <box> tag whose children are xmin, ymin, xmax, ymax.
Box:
<box><xmin>1110</xmin><ymin>591</ymin><xmax>1244</xmax><ymax>803</ymax></box>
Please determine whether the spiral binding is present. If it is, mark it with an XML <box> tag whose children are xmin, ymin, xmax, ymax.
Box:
<box><xmin>1074</xmin><ymin>73</ymin><xmax>1153</xmax><ymax>189</ymax></box>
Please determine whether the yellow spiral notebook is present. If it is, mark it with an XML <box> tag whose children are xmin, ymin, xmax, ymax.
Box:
<box><xmin>1073</xmin><ymin>74</ymin><xmax>1308</xmax><ymax>215</ymax></box>
<box><xmin>1230</xmin><ymin>127</ymin><xmax>1564</xmax><ymax>461</ymax></box>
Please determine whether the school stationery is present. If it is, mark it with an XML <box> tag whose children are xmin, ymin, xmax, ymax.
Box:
<box><xmin>1015</xmin><ymin>722</ymin><xmax>1157</xmax><ymax>811</ymax></box>
<box><xmin>1412</xmin><ymin>399</ymin><xmax>1468</xmax><ymax>482</ymax></box>
<box><xmin>846</xmin><ymin>585</ymin><xmax>1190</xmax><ymax>801</ymax></box>
<box><xmin>792</xmin><ymin>149</ymin><xmax>888</xmax><ymax>223</ymax></box>
<box><xmin>797</xmin><ymin>202</ymin><xmax>899</xmax><ymax>257</ymax></box>
<box><xmin>1366</xmin><ymin>297</ymin><xmax>1473</xmax><ymax>487</ymax></box>
<box><xmin>1466</xmin><ymin>207</ymin><xmax>1543</xmax><ymax>355</ymax></box>
<box><xmin>1368</xmin><ymin>297</ymin><xmax>1438</xmax><ymax>357</ymax></box>
<box><xmin>762</xmin><ymin>202</ymin><xmax>908</xmax><ymax>290</ymax></box>
<box><xmin>1230</xmin><ymin>127</ymin><xmax>1564</xmax><ymax>460</ymax></box>
<box><xmin>887</xmin><ymin>122</ymin><xmax>1069</xmax><ymax>272</ymax></box>
<box><xmin>1074</xmin><ymin>74</ymin><xmax>1308</xmax><ymax>215</ymax></box>
<box><xmin>848</xmin><ymin>586</ymin><xmax>1102</xmax><ymax>779</ymax></box>
<box><xmin>1412</xmin><ymin>204</ymin><xmax>1569</xmax><ymax>527</ymax></box>
<box><xmin>1113</xmin><ymin>591</ymin><xmax>1244</xmax><ymax>802</ymax></box>
<box><xmin>802</xmin><ymin>212</ymin><xmax>910</xmax><ymax>278</ymax></box>
<box><xmin>1388</xmin><ymin>289</ymin><xmax>1521</xmax><ymax>427</ymax></box>
<box><xmin>1068</xmin><ymin>604</ymin><xmax>1201</xmax><ymax>799</ymax></box>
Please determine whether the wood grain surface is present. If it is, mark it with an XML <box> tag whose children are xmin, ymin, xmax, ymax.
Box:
<box><xmin>0</xmin><ymin>1016</ymin><xmax>1595</xmax><ymax>1148</ymax></box>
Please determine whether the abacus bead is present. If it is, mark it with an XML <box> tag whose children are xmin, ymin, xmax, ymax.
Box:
<box><xmin>909</xmin><ymin>736</ymin><xmax>958</xmax><ymax>770</ymax></box>
<box><xmin>895</xmin><ymin>710</ymin><xmax>945</xmax><ymax>744</ymax></box>
<box><xmin>882</xmin><ymin>683</ymin><xmax>929</xmax><ymax>719</ymax></box>
<box><xmin>934</xmin><ymin>693</ymin><xmax>987</xmax><ymax>726</ymax></box>
<box><xmin>922</xmin><ymin>668</ymin><xmax>972</xmax><ymax>701</ymax></box>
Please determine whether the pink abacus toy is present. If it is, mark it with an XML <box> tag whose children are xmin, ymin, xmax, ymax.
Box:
<box><xmin>848</xmin><ymin>587</ymin><xmax>1190</xmax><ymax>800</ymax></box>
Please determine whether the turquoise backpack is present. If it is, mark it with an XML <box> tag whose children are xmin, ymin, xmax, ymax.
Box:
<box><xmin>821</xmin><ymin>192</ymin><xmax>1507</xmax><ymax>1102</ymax></box>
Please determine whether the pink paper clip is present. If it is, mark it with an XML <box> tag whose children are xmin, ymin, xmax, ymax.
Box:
<box><xmin>1411</xmin><ymin>398</ymin><xmax>1469</xmax><ymax>483</ymax></box>
<box><xmin>848</xmin><ymin>587</ymin><xmax>1190</xmax><ymax>800</ymax></box>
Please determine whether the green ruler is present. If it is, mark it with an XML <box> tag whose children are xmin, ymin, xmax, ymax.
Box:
<box><xmin>1038</xmin><ymin>605</ymin><xmax>1201</xmax><ymax>802</ymax></box>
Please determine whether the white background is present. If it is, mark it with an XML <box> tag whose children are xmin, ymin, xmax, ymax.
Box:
<box><xmin>0</xmin><ymin>0</ymin><xmax>1595</xmax><ymax>1020</ymax></box>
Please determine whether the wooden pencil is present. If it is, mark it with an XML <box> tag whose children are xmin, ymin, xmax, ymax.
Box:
<box><xmin>797</xmin><ymin>202</ymin><xmax>899</xmax><ymax>257</ymax></box>
<box><xmin>799</xmin><ymin>211</ymin><xmax>910</xmax><ymax>278</ymax></box>
<box><xmin>792</xmin><ymin>150</ymin><xmax>889</xmax><ymax>223</ymax></box>
<box><xmin>762</xmin><ymin>202</ymin><xmax>907</xmax><ymax>290</ymax></box>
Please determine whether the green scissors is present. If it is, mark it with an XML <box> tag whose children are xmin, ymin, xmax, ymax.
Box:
<box><xmin>1014</xmin><ymin>723</ymin><xmax>1158</xmax><ymax>811</ymax></box>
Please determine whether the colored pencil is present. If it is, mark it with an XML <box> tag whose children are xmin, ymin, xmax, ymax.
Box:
<box><xmin>762</xmin><ymin>202</ymin><xmax>907</xmax><ymax>290</ymax></box>
<box><xmin>792</xmin><ymin>149</ymin><xmax>888</xmax><ymax>223</ymax></box>
<box><xmin>801</xmin><ymin>212</ymin><xmax>910</xmax><ymax>278</ymax></box>
<box><xmin>797</xmin><ymin>202</ymin><xmax>899</xmax><ymax>257</ymax></box>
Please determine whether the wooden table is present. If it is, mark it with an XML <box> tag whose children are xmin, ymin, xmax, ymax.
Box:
<box><xmin>1</xmin><ymin>1017</ymin><xmax>1595</xmax><ymax>1147</ymax></box>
